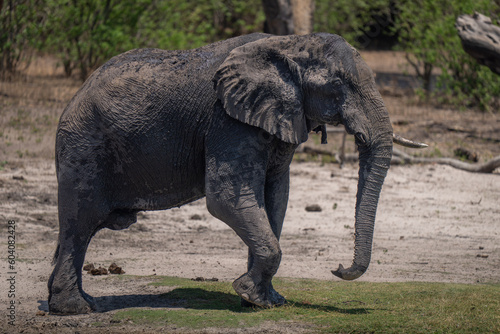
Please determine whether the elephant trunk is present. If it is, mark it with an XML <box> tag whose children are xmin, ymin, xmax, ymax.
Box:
<box><xmin>332</xmin><ymin>132</ymin><xmax>392</xmax><ymax>280</ymax></box>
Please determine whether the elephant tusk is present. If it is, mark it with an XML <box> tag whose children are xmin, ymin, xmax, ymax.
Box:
<box><xmin>392</xmin><ymin>133</ymin><xmax>428</xmax><ymax>149</ymax></box>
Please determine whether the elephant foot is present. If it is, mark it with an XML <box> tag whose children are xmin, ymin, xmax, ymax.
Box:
<box><xmin>233</xmin><ymin>274</ymin><xmax>287</xmax><ymax>308</ymax></box>
<box><xmin>49</xmin><ymin>290</ymin><xmax>96</xmax><ymax>315</ymax></box>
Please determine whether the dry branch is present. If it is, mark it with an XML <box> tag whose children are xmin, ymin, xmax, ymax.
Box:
<box><xmin>301</xmin><ymin>146</ymin><xmax>335</xmax><ymax>156</ymax></box>
<box><xmin>300</xmin><ymin>146</ymin><xmax>500</xmax><ymax>173</ymax></box>
<box><xmin>456</xmin><ymin>13</ymin><xmax>500</xmax><ymax>75</ymax></box>
<box><xmin>391</xmin><ymin>148</ymin><xmax>500</xmax><ymax>173</ymax></box>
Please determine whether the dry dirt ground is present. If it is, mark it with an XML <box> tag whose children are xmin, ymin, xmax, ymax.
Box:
<box><xmin>0</xmin><ymin>52</ymin><xmax>499</xmax><ymax>333</ymax></box>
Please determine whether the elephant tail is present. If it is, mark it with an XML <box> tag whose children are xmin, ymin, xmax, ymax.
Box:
<box><xmin>52</xmin><ymin>242</ymin><xmax>60</xmax><ymax>265</ymax></box>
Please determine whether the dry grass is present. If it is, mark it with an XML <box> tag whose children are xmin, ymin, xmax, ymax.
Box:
<box><xmin>0</xmin><ymin>56</ymin><xmax>80</xmax><ymax>160</ymax></box>
<box><xmin>360</xmin><ymin>50</ymin><xmax>412</xmax><ymax>74</ymax></box>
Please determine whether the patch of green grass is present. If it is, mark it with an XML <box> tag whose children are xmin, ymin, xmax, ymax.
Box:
<box><xmin>112</xmin><ymin>276</ymin><xmax>500</xmax><ymax>333</ymax></box>
<box><xmin>312</xmin><ymin>133</ymin><xmax>321</xmax><ymax>145</ymax></box>
<box><xmin>428</xmin><ymin>147</ymin><xmax>443</xmax><ymax>158</ymax></box>
<box><xmin>30</xmin><ymin>126</ymin><xmax>41</xmax><ymax>134</ymax></box>
<box><xmin>36</xmin><ymin>115</ymin><xmax>54</xmax><ymax>126</ymax></box>
<box><xmin>91</xmin><ymin>321</ymin><xmax>105</xmax><ymax>327</ymax></box>
<box><xmin>293</xmin><ymin>152</ymin><xmax>320</xmax><ymax>163</ymax></box>
<box><xmin>321</xmin><ymin>154</ymin><xmax>337</xmax><ymax>165</ymax></box>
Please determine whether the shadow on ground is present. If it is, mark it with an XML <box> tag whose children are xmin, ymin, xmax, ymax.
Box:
<box><xmin>38</xmin><ymin>288</ymin><xmax>372</xmax><ymax>315</ymax></box>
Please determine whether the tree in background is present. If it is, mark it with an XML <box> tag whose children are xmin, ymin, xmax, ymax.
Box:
<box><xmin>394</xmin><ymin>0</ymin><xmax>500</xmax><ymax>111</ymax></box>
<box><xmin>41</xmin><ymin>0</ymin><xmax>149</xmax><ymax>81</ymax></box>
<box><xmin>38</xmin><ymin>0</ymin><xmax>264</xmax><ymax>80</ymax></box>
<box><xmin>262</xmin><ymin>0</ymin><xmax>294</xmax><ymax>35</ymax></box>
<box><xmin>260</xmin><ymin>0</ymin><xmax>315</xmax><ymax>35</ymax></box>
<box><xmin>136</xmin><ymin>0</ymin><xmax>264</xmax><ymax>51</ymax></box>
<box><xmin>0</xmin><ymin>0</ymin><xmax>41</xmax><ymax>79</ymax></box>
<box><xmin>314</xmin><ymin>0</ymin><xmax>396</xmax><ymax>49</ymax></box>
<box><xmin>292</xmin><ymin>0</ymin><xmax>315</xmax><ymax>35</ymax></box>
<box><xmin>3</xmin><ymin>0</ymin><xmax>500</xmax><ymax>112</ymax></box>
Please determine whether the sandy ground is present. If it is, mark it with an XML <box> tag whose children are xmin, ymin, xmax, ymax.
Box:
<box><xmin>0</xmin><ymin>157</ymin><xmax>498</xmax><ymax>333</ymax></box>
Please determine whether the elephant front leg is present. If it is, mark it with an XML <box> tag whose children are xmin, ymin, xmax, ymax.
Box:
<box><xmin>232</xmin><ymin>238</ymin><xmax>284</xmax><ymax>308</ymax></box>
<box><xmin>207</xmin><ymin>190</ymin><xmax>286</xmax><ymax>308</ymax></box>
<box><xmin>241</xmin><ymin>170</ymin><xmax>290</xmax><ymax>307</ymax></box>
<box><xmin>242</xmin><ymin>250</ymin><xmax>286</xmax><ymax>307</ymax></box>
<box><xmin>206</xmin><ymin>155</ymin><xmax>287</xmax><ymax>307</ymax></box>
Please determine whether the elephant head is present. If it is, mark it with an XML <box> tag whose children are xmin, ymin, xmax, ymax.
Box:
<box><xmin>214</xmin><ymin>33</ymin><xmax>418</xmax><ymax>280</ymax></box>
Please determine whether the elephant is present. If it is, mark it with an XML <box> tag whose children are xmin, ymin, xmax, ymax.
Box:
<box><xmin>48</xmin><ymin>32</ymin><xmax>425</xmax><ymax>314</ymax></box>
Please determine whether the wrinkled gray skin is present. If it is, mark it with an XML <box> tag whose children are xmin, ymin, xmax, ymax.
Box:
<box><xmin>49</xmin><ymin>33</ymin><xmax>393</xmax><ymax>314</ymax></box>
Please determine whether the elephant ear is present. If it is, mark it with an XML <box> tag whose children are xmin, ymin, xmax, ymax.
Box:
<box><xmin>213</xmin><ymin>37</ymin><xmax>308</xmax><ymax>145</ymax></box>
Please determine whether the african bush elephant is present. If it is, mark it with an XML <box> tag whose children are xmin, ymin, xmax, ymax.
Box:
<box><xmin>48</xmin><ymin>32</ymin><xmax>423</xmax><ymax>314</ymax></box>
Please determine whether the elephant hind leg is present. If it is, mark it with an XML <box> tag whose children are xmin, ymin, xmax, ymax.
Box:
<box><xmin>48</xmin><ymin>219</ymin><xmax>99</xmax><ymax>314</ymax></box>
<box><xmin>49</xmin><ymin>208</ymin><xmax>135</xmax><ymax>314</ymax></box>
<box><xmin>48</xmin><ymin>181</ymin><xmax>109</xmax><ymax>314</ymax></box>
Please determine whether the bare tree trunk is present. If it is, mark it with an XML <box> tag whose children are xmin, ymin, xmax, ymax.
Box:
<box><xmin>291</xmin><ymin>0</ymin><xmax>315</xmax><ymax>35</ymax></box>
<box><xmin>262</xmin><ymin>0</ymin><xmax>294</xmax><ymax>35</ymax></box>
<box><xmin>262</xmin><ymin>0</ymin><xmax>315</xmax><ymax>35</ymax></box>
<box><xmin>456</xmin><ymin>12</ymin><xmax>500</xmax><ymax>75</ymax></box>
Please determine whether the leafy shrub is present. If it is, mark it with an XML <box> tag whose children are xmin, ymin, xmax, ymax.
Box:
<box><xmin>40</xmin><ymin>0</ymin><xmax>149</xmax><ymax>80</ymax></box>
<box><xmin>136</xmin><ymin>0</ymin><xmax>264</xmax><ymax>51</ymax></box>
<box><xmin>0</xmin><ymin>0</ymin><xmax>41</xmax><ymax>78</ymax></box>
<box><xmin>394</xmin><ymin>0</ymin><xmax>500</xmax><ymax>111</ymax></box>
<box><xmin>314</xmin><ymin>0</ymin><xmax>396</xmax><ymax>49</ymax></box>
<box><xmin>37</xmin><ymin>0</ymin><xmax>264</xmax><ymax>80</ymax></box>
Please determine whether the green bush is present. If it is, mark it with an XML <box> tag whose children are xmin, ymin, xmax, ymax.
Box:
<box><xmin>136</xmin><ymin>0</ymin><xmax>264</xmax><ymax>51</ymax></box>
<box><xmin>315</xmin><ymin>0</ymin><xmax>500</xmax><ymax>112</ymax></box>
<box><xmin>314</xmin><ymin>0</ymin><xmax>396</xmax><ymax>48</ymax></box>
<box><xmin>394</xmin><ymin>0</ymin><xmax>500</xmax><ymax>111</ymax></box>
<box><xmin>0</xmin><ymin>0</ymin><xmax>41</xmax><ymax>78</ymax></box>
<box><xmin>37</xmin><ymin>0</ymin><xmax>264</xmax><ymax>80</ymax></box>
<box><xmin>40</xmin><ymin>0</ymin><xmax>149</xmax><ymax>80</ymax></box>
<box><xmin>5</xmin><ymin>0</ymin><xmax>500</xmax><ymax>112</ymax></box>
